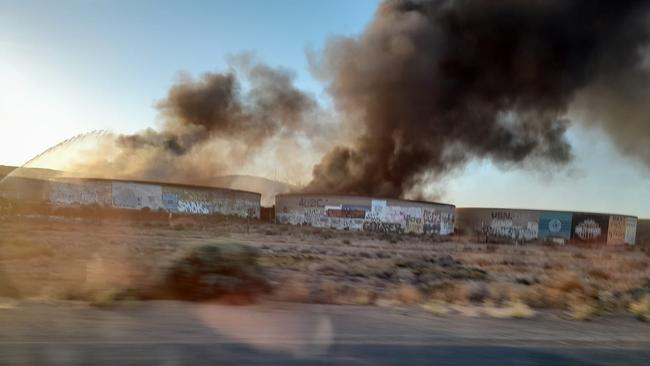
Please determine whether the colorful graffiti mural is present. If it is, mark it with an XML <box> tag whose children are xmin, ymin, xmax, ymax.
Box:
<box><xmin>458</xmin><ymin>209</ymin><xmax>637</xmax><ymax>245</ymax></box>
<box><xmin>572</xmin><ymin>214</ymin><xmax>609</xmax><ymax>242</ymax></box>
<box><xmin>160</xmin><ymin>186</ymin><xmax>260</xmax><ymax>218</ymax></box>
<box><xmin>538</xmin><ymin>211</ymin><xmax>572</xmax><ymax>240</ymax></box>
<box><xmin>477</xmin><ymin>210</ymin><xmax>539</xmax><ymax>242</ymax></box>
<box><xmin>607</xmin><ymin>216</ymin><xmax>627</xmax><ymax>245</ymax></box>
<box><xmin>275</xmin><ymin>195</ymin><xmax>455</xmax><ymax>236</ymax></box>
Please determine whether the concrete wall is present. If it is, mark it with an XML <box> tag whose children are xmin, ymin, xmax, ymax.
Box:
<box><xmin>49</xmin><ymin>180</ymin><xmax>112</xmax><ymax>207</ymax></box>
<box><xmin>161</xmin><ymin>185</ymin><xmax>260</xmax><ymax>218</ymax></box>
<box><xmin>0</xmin><ymin>177</ymin><xmax>49</xmax><ymax>202</ymax></box>
<box><xmin>2</xmin><ymin>177</ymin><xmax>261</xmax><ymax>219</ymax></box>
<box><xmin>457</xmin><ymin>208</ymin><xmax>638</xmax><ymax>244</ymax></box>
<box><xmin>275</xmin><ymin>194</ymin><xmax>455</xmax><ymax>235</ymax></box>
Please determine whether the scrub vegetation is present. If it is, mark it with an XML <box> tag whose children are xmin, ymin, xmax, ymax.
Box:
<box><xmin>1</xmin><ymin>215</ymin><xmax>649</xmax><ymax>321</ymax></box>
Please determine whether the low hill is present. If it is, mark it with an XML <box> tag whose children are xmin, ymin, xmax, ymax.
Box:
<box><xmin>0</xmin><ymin>165</ymin><xmax>16</xmax><ymax>179</ymax></box>
<box><xmin>0</xmin><ymin>165</ymin><xmax>62</xmax><ymax>180</ymax></box>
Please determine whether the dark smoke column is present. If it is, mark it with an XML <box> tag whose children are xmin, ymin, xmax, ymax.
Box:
<box><xmin>306</xmin><ymin>0</ymin><xmax>650</xmax><ymax>198</ymax></box>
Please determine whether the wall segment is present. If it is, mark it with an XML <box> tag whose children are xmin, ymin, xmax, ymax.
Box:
<box><xmin>457</xmin><ymin>208</ymin><xmax>637</xmax><ymax>244</ymax></box>
<box><xmin>275</xmin><ymin>194</ymin><xmax>455</xmax><ymax>235</ymax></box>
<box><xmin>1</xmin><ymin>176</ymin><xmax>261</xmax><ymax>219</ymax></box>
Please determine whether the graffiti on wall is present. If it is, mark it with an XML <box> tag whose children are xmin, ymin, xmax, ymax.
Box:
<box><xmin>572</xmin><ymin>214</ymin><xmax>609</xmax><ymax>242</ymax></box>
<box><xmin>49</xmin><ymin>181</ymin><xmax>112</xmax><ymax>207</ymax></box>
<box><xmin>423</xmin><ymin>209</ymin><xmax>454</xmax><ymax>235</ymax></box>
<box><xmin>607</xmin><ymin>216</ymin><xmax>627</xmax><ymax>245</ymax></box>
<box><xmin>112</xmin><ymin>182</ymin><xmax>163</xmax><ymax>210</ymax></box>
<box><xmin>299</xmin><ymin>197</ymin><xmax>327</xmax><ymax>208</ymax></box>
<box><xmin>161</xmin><ymin>186</ymin><xmax>260</xmax><ymax>218</ymax></box>
<box><xmin>163</xmin><ymin>187</ymin><xmax>213</xmax><ymax>215</ymax></box>
<box><xmin>362</xmin><ymin>221</ymin><xmax>403</xmax><ymax>233</ymax></box>
<box><xmin>276</xmin><ymin>197</ymin><xmax>454</xmax><ymax>236</ymax></box>
<box><xmin>482</xmin><ymin>211</ymin><xmax>539</xmax><ymax>241</ymax></box>
<box><xmin>625</xmin><ymin>217</ymin><xmax>637</xmax><ymax>245</ymax></box>
<box><xmin>325</xmin><ymin>205</ymin><xmax>368</xmax><ymax>219</ymax></box>
<box><xmin>2</xmin><ymin>177</ymin><xmax>260</xmax><ymax>219</ymax></box>
<box><xmin>49</xmin><ymin>182</ymin><xmax>81</xmax><ymax>206</ymax></box>
<box><xmin>538</xmin><ymin>211</ymin><xmax>572</xmax><ymax>240</ymax></box>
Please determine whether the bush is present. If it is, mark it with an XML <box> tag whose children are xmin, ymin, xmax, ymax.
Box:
<box><xmin>421</xmin><ymin>301</ymin><xmax>450</xmax><ymax>316</ymax></box>
<box><xmin>567</xmin><ymin>295</ymin><xmax>602</xmax><ymax>321</ymax></box>
<box><xmin>160</xmin><ymin>242</ymin><xmax>271</xmax><ymax>302</ymax></box>
<box><xmin>484</xmin><ymin>301</ymin><xmax>536</xmax><ymax>319</ymax></box>
<box><xmin>395</xmin><ymin>285</ymin><xmax>422</xmax><ymax>304</ymax></box>
<box><xmin>629</xmin><ymin>295</ymin><xmax>650</xmax><ymax>322</ymax></box>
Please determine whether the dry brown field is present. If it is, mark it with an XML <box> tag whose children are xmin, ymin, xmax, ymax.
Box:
<box><xmin>1</xmin><ymin>214</ymin><xmax>649</xmax><ymax>320</ymax></box>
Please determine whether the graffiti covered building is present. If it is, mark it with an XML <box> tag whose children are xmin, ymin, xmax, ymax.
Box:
<box><xmin>1</xmin><ymin>177</ymin><xmax>261</xmax><ymax>219</ymax></box>
<box><xmin>456</xmin><ymin>208</ymin><xmax>637</xmax><ymax>245</ymax></box>
<box><xmin>275</xmin><ymin>194</ymin><xmax>455</xmax><ymax>236</ymax></box>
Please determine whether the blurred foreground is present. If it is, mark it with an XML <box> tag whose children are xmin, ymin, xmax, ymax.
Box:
<box><xmin>1</xmin><ymin>215</ymin><xmax>650</xmax><ymax>364</ymax></box>
<box><xmin>1</xmin><ymin>300</ymin><xmax>649</xmax><ymax>365</ymax></box>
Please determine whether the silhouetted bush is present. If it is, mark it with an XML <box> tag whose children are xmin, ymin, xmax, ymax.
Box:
<box><xmin>161</xmin><ymin>242</ymin><xmax>271</xmax><ymax>302</ymax></box>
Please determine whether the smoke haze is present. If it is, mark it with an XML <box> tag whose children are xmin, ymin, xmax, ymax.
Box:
<box><xmin>71</xmin><ymin>57</ymin><xmax>329</xmax><ymax>185</ymax></box>
<box><xmin>67</xmin><ymin>0</ymin><xmax>650</xmax><ymax>199</ymax></box>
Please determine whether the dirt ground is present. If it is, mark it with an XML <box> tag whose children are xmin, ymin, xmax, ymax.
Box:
<box><xmin>1</xmin><ymin>214</ymin><xmax>649</xmax><ymax>320</ymax></box>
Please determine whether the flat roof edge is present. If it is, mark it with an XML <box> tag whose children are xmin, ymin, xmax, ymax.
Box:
<box><xmin>456</xmin><ymin>207</ymin><xmax>638</xmax><ymax>219</ymax></box>
<box><xmin>275</xmin><ymin>193</ymin><xmax>455</xmax><ymax>207</ymax></box>
<box><xmin>4</xmin><ymin>176</ymin><xmax>262</xmax><ymax>198</ymax></box>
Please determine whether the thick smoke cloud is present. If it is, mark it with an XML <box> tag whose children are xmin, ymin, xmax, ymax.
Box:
<box><xmin>306</xmin><ymin>0</ymin><xmax>650</xmax><ymax>197</ymax></box>
<box><xmin>75</xmin><ymin>58</ymin><xmax>322</xmax><ymax>184</ymax></box>
<box><xmin>69</xmin><ymin>0</ymin><xmax>650</xmax><ymax>198</ymax></box>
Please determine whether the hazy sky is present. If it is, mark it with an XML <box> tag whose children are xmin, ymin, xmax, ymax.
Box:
<box><xmin>1</xmin><ymin>0</ymin><xmax>648</xmax><ymax>217</ymax></box>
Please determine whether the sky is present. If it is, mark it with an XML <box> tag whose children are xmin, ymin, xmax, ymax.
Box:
<box><xmin>0</xmin><ymin>0</ymin><xmax>648</xmax><ymax>217</ymax></box>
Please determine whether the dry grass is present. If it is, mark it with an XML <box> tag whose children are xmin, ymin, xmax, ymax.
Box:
<box><xmin>587</xmin><ymin>269</ymin><xmax>610</xmax><ymax>281</ymax></box>
<box><xmin>323</xmin><ymin>284</ymin><xmax>376</xmax><ymax>305</ymax></box>
<box><xmin>568</xmin><ymin>298</ymin><xmax>602</xmax><ymax>321</ymax></box>
<box><xmin>389</xmin><ymin>284</ymin><xmax>423</xmax><ymax>305</ymax></box>
<box><xmin>273</xmin><ymin>277</ymin><xmax>312</xmax><ymax>303</ymax></box>
<box><xmin>629</xmin><ymin>295</ymin><xmax>650</xmax><ymax>322</ymax></box>
<box><xmin>421</xmin><ymin>301</ymin><xmax>450</xmax><ymax>316</ymax></box>
<box><xmin>0</xmin><ymin>240</ymin><xmax>55</xmax><ymax>260</ymax></box>
<box><xmin>484</xmin><ymin>301</ymin><xmax>536</xmax><ymax>319</ymax></box>
<box><xmin>2</xmin><ymin>215</ymin><xmax>650</xmax><ymax>320</ymax></box>
<box><xmin>375</xmin><ymin>285</ymin><xmax>424</xmax><ymax>306</ymax></box>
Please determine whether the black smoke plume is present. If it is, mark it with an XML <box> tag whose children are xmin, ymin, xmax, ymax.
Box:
<box><xmin>306</xmin><ymin>0</ymin><xmax>650</xmax><ymax>197</ymax></box>
<box><xmin>76</xmin><ymin>58</ymin><xmax>321</xmax><ymax>183</ymax></box>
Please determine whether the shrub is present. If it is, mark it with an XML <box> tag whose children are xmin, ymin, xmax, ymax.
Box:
<box><xmin>629</xmin><ymin>295</ymin><xmax>650</xmax><ymax>322</ymax></box>
<box><xmin>466</xmin><ymin>282</ymin><xmax>489</xmax><ymax>304</ymax></box>
<box><xmin>381</xmin><ymin>285</ymin><xmax>422</xmax><ymax>305</ymax></box>
<box><xmin>548</xmin><ymin>271</ymin><xmax>584</xmax><ymax>294</ymax></box>
<box><xmin>567</xmin><ymin>295</ymin><xmax>602</xmax><ymax>321</ymax></box>
<box><xmin>88</xmin><ymin>288</ymin><xmax>121</xmax><ymax>308</ymax></box>
<box><xmin>274</xmin><ymin>277</ymin><xmax>312</xmax><ymax>303</ymax></box>
<box><xmin>587</xmin><ymin>269</ymin><xmax>610</xmax><ymax>281</ymax></box>
<box><xmin>421</xmin><ymin>301</ymin><xmax>450</xmax><ymax>316</ymax></box>
<box><xmin>396</xmin><ymin>285</ymin><xmax>422</xmax><ymax>304</ymax></box>
<box><xmin>484</xmin><ymin>301</ymin><xmax>536</xmax><ymax>319</ymax></box>
<box><xmin>159</xmin><ymin>242</ymin><xmax>271</xmax><ymax>302</ymax></box>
